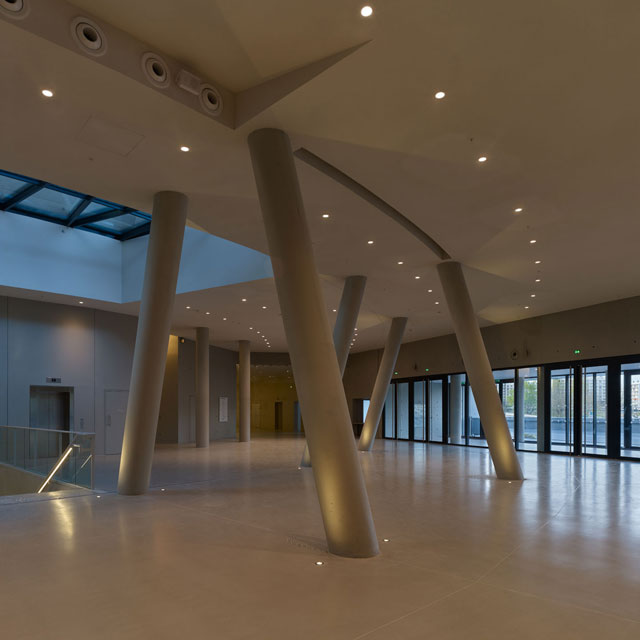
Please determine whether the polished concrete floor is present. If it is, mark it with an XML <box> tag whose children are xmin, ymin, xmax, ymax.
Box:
<box><xmin>1</xmin><ymin>435</ymin><xmax>639</xmax><ymax>639</ymax></box>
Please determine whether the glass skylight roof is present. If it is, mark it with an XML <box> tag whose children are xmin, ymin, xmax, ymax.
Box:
<box><xmin>0</xmin><ymin>169</ymin><xmax>151</xmax><ymax>241</ymax></box>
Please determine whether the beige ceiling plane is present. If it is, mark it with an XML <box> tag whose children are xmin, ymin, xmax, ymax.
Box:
<box><xmin>0</xmin><ymin>0</ymin><xmax>368</xmax><ymax>129</ymax></box>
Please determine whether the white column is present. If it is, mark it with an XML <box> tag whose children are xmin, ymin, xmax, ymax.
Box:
<box><xmin>238</xmin><ymin>340</ymin><xmax>251</xmax><ymax>442</ymax></box>
<box><xmin>118</xmin><ymin>191</ymin><xmax>187</xmax><ymax>495</ymax></box>
<box><xmin>358</xmin><ymin>317</ymin><xmax>407</xmax><ymax>451</ymax></box>
<box><xmin>300</xmin><ymin>274</ymin><xmax>367</xmax><ymax>467</ymax></box>
<box><xmin>248</xmin><ymin>128</ymin><xmax>378</xmax><ymax>558</ymax></box>
<box><xmin>437</xmin><ymin>261</ymin><xmax>523</xmax><ymax>480</ymax></box>
<box><xmin>195</xmin><ymin>327</ymin><xmax>210</xmax><ymax>448</ymax></box>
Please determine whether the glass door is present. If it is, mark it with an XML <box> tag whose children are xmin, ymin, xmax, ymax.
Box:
<box><xmin>383</xmin><ymin>385</ymin><xmax>395</xmax><ymax>438</ymax></box>
<box><xmin>495</xmin><ymin>370</ymin><xmax>515</xmax><ymax>441</ymax></box>
<box><xmin>550</xmin><ymin>368</ymin><xmax>574</xmax><ymax>453</ymax></box>
<box><xmin>621</xmin><ymin>364</ymin><xmax>640</xmax><ymax>459</ymax></box>
<box><xmin>428</xmin><ymin>379</ymin><xmax>445</xmax><ymax>442</ymax></box>
<box><xmin>582</xmin><ymin>365</ymin><xmax>607</xmax><ymax>455</ymax></box>
<box><xmin>396</xmin><ymin>382</ymin><xmax>410</xmax><ymax>440</ymax></box>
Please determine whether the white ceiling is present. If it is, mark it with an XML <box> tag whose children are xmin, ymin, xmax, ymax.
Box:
<box><xmin>2</xmin><ymin>0</ymin><xmax>640</xmax><ymax>353</ymax></box>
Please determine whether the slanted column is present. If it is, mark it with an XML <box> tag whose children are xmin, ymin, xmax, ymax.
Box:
<box><xmin>300</xmin><ymin>274</ymin><xmax>367</xmax><ymax>467</ymax></box>
<box><xmin>238</xmin><ymin>340</ymin><xmax>251</xmax><ymax>442</ymax></box>
<box><xmin>437</xmin><ymin>261</ymin><xmax>523</xmax><ymax>480</ymax></box>
<box><xmin>118</xmin><ymin>191</ymin><xmax>188</xmax><ymax>495</ymax></box>
<box><xmin>449</xmin><ymin>373</ymin><xmax>464</xmax><ymax>444</ymax></box>
<box><xmin>358</xmin><ymin>317</ymin><xmax>407</xmax><ymax>451</ymax></box>
<box><xmin>195</xmin><ymin>327</ymin><xmax>210</xmax><ymax>448</ymax></box>
<box><xmin>248</xmin><ymin>128</ymin><xmax>378</xmax><ymax>558</ymax></box>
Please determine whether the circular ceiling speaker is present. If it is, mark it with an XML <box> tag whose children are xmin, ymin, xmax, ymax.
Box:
<box><xmin>0</xmin><ymin>0</ymin><xmax>30</xmax><ymax>19</ymax></box>
<box><xmin>70</xmin><ymin>17</ymin><xmax>107</xmax><ymax>57</ymax></box>
<box><xmin>141</xmin><ymin>52</ymin><xmax>171</xmax><ymax>89</ymax></box>
<box><xmin>199</xmin><ymin>84</ymin><xmax>223</xmax><ymax>116</ymax></box>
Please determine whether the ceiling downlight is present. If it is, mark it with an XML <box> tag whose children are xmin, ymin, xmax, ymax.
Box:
<box><xmin>0</xmin><ymin>0</ymin><xmax>30</xmax><ymax>19</ymax></box>
<box><xmin>141</xmin><ymin>52</ymin><xmax>171</xmax><ymax>89</ymax></box>
<box><xmin>200</xmin><ymin>84</ymin><xmax>224</xmax><ymax>116</ymax></box>
<box><xmin>70</xmin><ymin>17</ymin><xmax>107</xmax><ymax>57</ymax></box>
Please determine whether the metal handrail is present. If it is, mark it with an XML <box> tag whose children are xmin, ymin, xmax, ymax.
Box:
<box><xmin>1</xmin><ymin>425</ymin><xmax>96</xmax><ymax>435</ymax></box>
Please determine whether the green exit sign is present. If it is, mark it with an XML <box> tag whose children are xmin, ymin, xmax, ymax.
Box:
<box><xmin>574</xmin><ymin>349</ymin><xmax>581</xmax><ymax>355</ymax></box>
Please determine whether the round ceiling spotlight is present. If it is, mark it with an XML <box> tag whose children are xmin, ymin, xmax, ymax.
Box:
<box><xmin>200</xmin><ymin>84</ymin><xmax>224</xmax><ymax>116</ymax></box>
<box><xmin>360</xmin><ymin>6</ymin><xmax>373</xmax><ymax>17</ymax></box>
<box><xmin>71</xmin><ymin>17</ymin><xmax>107</xmax><ymax>57</ymax></box>
<box><xmin>435</xmin><ymin>91</ymin><xmax>446</xmax><ymax>99</ymax></box>
<box><xmin>0</xmin><ymin>0</ymin><xmax>30</xmax><ymax>19</ymax></box>
<box><xmin>141</xmin><ymin>52</ymin><xmax>171</xmax><ymax>89</ymax></box>
<box><xmin>478</xmin><ymin>156</ymin><xmax>487</xmax><ymax>163</ymax></box>
<box><xmin>41</xmin><ymin>89</ymin><xmax>54</xmax><ymax>98</ymax></box>
<box><xmin>180</xmin><ymin>146</ymin><xmax>190</xmax><ymax>152</ymax></box>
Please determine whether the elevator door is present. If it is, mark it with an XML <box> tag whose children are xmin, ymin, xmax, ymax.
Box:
<box><xmin>29</xmin><ymin>388</ymin><xmax>70</xmax><ymax>431</ymax></box>
<box><xmin>105</xmin><ymin>390</ymin><xmax>128</xmax><ymax>455</ymax></box>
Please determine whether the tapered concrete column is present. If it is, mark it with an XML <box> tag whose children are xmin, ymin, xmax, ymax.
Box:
<box><xmin>437</xmin><ymin>261</ymin><xmax>523</xmax><ymax>480</ymax></box>
<box><xmin>195</xmin><ymin>327</ymin><xmax>210</xmax><ymax>448</ymax></box>
<box><xmin>238</xmin><ymin>340</ymin><xmax>251</xmax><ymax>442</ymax></box>
<box><xmin>449</xmin><ymin>374</ymin><xmax>464</xmax><ymax>444</ymax></box>
<box><xmin>118</xmin><ymin>191</ymin><xmax>187</xmax><ymax>495</ymax></box>
<box><xmin>300</xmin><ymin>274</ymin><xmax>367</xmax><ymax>467</ymax></box>
<box><xmin>358</xmin><ymin>317</ymin><xmax>407</xmax><ymax>451</ymax></box>
<box><xmin>248</xmin><ymin>128</ymin><xmax>378</xmax><ymax>558</ymax></box>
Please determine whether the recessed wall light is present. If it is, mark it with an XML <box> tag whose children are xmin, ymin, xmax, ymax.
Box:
<box><xmin>179</xmin><ymin>146</ymin><xmax>190</xmax><ymax>152</ymax></box>
<box><xmin>367</xmin><ymin>240</ymin><xmax>374</xmax><ymax>245</ymax></box>
<box><xmin>478</xmin><ymin>156</ymin><xmax>487</xmax><ymax>163</ymax></box>
<box><xmin>41</xmin><ymin>89</ymin><xmax>54</xmax><ymax>98</ymax></box>
<box><xmin>360</xmin><ymin>6</ymin><xmax>373</xmax><ymax>17</ymax></box>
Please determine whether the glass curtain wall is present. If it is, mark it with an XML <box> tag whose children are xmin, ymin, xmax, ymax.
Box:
<box><xmin>621</xmin><ymin>363</ymin><xmax>640</xmax><ymax>459</ymax></box>
<box><xmin>448</xmin><ymin>374</ymin><xmax>465</xmax><ymax>444</ymax></box>
<box><xmin>383</xmin><ymin>385</ymin><xmax>395</xmax><ymax>438</ymax></box>
<box><xmin>396</xmin><ymin>383</ymin><xmax>410</xmax><ymax>440</ymax></box>
<box><xmin>517</xmin><ymin>367</ymin><xmax>539</xmax><ymax>450</ymax></box>
<box><xmin>467</xmin><ymin>383</ymin><xmax>486</xmax><ymax>447</ymax></box>
<box><xmin>494</xmin><ymin>369</ymin><xmax>515</xmax><ymax>440</ymax></box>
<box><xmin>428</xmin><ymin>379</ymin><xmax>444</xmax><ymax>442</ymax></box>
<box><xmin>550</xmin><ymin>368</ymin><xmax>574</xmax><ymax>453</ymax></box>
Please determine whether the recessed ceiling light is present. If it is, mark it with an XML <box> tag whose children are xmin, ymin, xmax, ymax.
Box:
<box><xmin>78</xmin><ymin>301</ymin><xmax>84</xmax><ymax>305</ymax></box>
<box><xmin>322</xmin><ymin>213</ymin><xmax>330</xmax><ymax>219</ymax></box>
<box><xmin>535</xmin><ymin>279</ymin><xmax>541</xmax><ymax>283</ymax></box>
<box><xmin>249</xmin><ymin>327</ymin><xmax>253</xmax><ymax>330</ymax></box>
<box><xmin>535</xmin><ymin>260</ymin><xmax>541</xmax><ymax>264</ymax></box>
<box><xmin>333</xmin><ymin>309</ymin><xmax>337</xmax><ymax>312</ymax></box>
<box><xmin>262</xmin><ymin>306</ymin><xmax>267</xmax><ymax>309</ymax></box>
<box><xmin>205</xmin><ymin>311</ymin><xmax>210</xmax><ymax>315</ymax></box>
<box><xmin>478</xmin><ymin>156</ymin><xmax>487</xmax><ymax>163</ymax></box>
<box><xmin>435</xmin><ymin>91</ymin><xmax>446</xmax><ymax>100</ymax></box>
<box><xmin>514</xmin><ymin>207</ymin><xmax>523</xmax><ymax>213</ymax></box>
<box><xmin>179</xmin><ymin>146</ymin><xmax>190</xmax><ymax>152</ymax></box>
<box><xmin>414</xmin><ymin>275</ymin><xmax>421</xmax><ymax>280</ymax></box>
<box><xmin>397</xmin><ymin>261</ymin><xmax>404</xmax><ymax>265</ymax></box>
<box><xmin>360</xmin><ymin>5</ymin><xmax>373</xmax><ymax>17</ymax></box>
<box><xmin>435</xmin><ymin>301</ymin><xmax>440</xmax><ymax>305</ymax></box>
<box><xmin>524</xmin><ymin>306</ymin><xmax>530</xmax><ymax>309</ymax></box>
<box><xmin>186</xmin><ymin>306</ymin><xmax>191</xmax><ymax>309</ymax></box>
<box><xmin>383</xmin><ymin>538</ymin><xmax>390</xmax><ymax>542</ymax></box>
<box><xmin>223</xmin><ymin>317</ymin><xmax>227</xmax><ymax>321</ymax></box>
<box><xmin>41</xmin><ymin>89</ymin><xmax>54</xmax><ymax>98</ymax></box>
<box><xmin>257</xmin><ymin>331</ymin><xmax>261</xmax><ymax>334</ymax></box>
<box><xmin>427</xmin><ymin>289</ymin><xmax>433</xmax><ymax>293</ymax></box>
<box><xmin>367</xmin><ymin>240</ymin><xmax>374</xmax><ymax>245</ymax></box>
<box><xmin>529</xmin><ymin>240</ymin><xmax>537</xmax><ymax>244</ymax></box>
<box><xmin>530</xmin><ymin>294</ymin><xmax>536</xmax><ymax>298</ymax></box>
<box><xmin>241</xmin><ymin>298</ymin><xmax>247</xmax><ymax>302</ymax></box>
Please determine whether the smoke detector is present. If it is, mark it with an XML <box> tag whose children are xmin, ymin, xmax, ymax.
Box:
<box><xmin>70</xmin><ymin>17</ymin><xmax>107</xmax><ymax>57</ymax></box>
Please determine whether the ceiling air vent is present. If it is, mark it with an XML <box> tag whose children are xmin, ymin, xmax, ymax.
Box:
<box><xmin>0</xmin><ymin>0</ymin><xmax>30</xmax><ymax>19</ymax></box>
<box><xmin>200</xmin><ymin>84</ymin><xmax>223</xmax><ymax>116</ymax></box>
<box><xmin>141</xmin><ymin>52</ymin><xmax>171</xmax><ymax>89</ymax></box>
<box><xmin>70</xmin><ymin>17</ymin><xmax>107</xmax><ymax>57</ymax></box>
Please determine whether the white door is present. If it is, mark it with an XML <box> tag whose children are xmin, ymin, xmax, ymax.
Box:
<box><xmin>105</xmin><ymin>390</ymin><xmax>128</xmax><ymax>455</ymax></box>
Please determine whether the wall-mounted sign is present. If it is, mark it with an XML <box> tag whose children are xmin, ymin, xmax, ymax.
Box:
<box><xmin>46</xmin><ymin>377</ymin><xmax>62</xmax><ymax>383</ymax></box>
<box><xmin>219</xmin><ymin>397</ymin><xmax>228</xmax><ymax>423</ymax></box>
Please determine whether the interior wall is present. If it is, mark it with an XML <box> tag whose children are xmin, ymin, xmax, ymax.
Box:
<box><xmin>177</xmin><ymin>339</ymin><xmax>237</xmax><ymax>443</ymax></box>
<box><xmin>344</xmin><ymin>294</ymin><xmax>640</xmax><ymax>411</ymax></box>
<box><xmin>249</xmin><ymin>369</ymin><xmax>299</xmax><ymax>433</ymax></box>
<box><xmin>157</xmin><ymin>335</ymin><xmax>179</xmax><ymax>444</ymax></box>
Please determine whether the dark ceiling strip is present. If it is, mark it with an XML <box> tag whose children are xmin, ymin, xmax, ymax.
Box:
<box><xmin>65</xmin><ymin>197</ymin><xmax>93</xmax><ymax>227</ymax></box>
<box><xmin>0</xmin><ymin>183</ymin><xmax>45</xmax><ymax>211</ymax></box>
<box><xmin>71</xmin><ymin>208</ymin><xmax>126</xmax><ymax>228</ymax></box>
<box><xmin>294</xmin><ymin>147</ymin><xmax>451</xmax><ymax>261</ymax></box>
<box><xmin>120</xmin><ymin>221</ymin><xmax>151</xmax><ymax>241</ymax></box>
